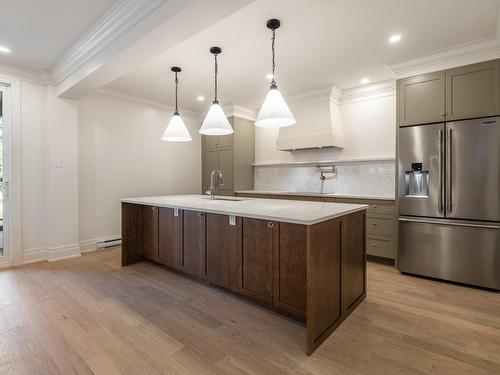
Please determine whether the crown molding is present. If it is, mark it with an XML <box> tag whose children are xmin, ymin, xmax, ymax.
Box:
<box><xmin>388</xmin><ymin>36</ymin><xmax>500</xmax><ymax>79</ymax></box>
<box><xmin>286</xmin><ymin>84</ymin><xmax>343</xmax><ymax>107</ymax></box>
<box><xmin>222</xmin><ymin>104</ymin><xmax>257</xmax><ymax>121</ymax></box>
<box><xmin>50</xmin><ymin>0</ymin><xmax>168</xmax><ymax>85</ymax></box>
<box><xmin>0</xmin><ymin>61</ymin><xmax>47</xmax><ymax>84</ymax></box>
<box><xmin>341</xmin><ymin>79</ymin><xmax>396</xmax><ymax>104</ymax></box>
<box><xmin>95</xmin><ymin>89</ymin><xmax>202</xmax><ymax>118</ymax></box>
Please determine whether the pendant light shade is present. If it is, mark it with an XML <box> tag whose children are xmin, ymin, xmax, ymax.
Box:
<box><xmin>162</xmin><ymin>66</ymin><xmax>192</xmax><ymax>142</ymax></box>
<box><xmin>256</xmin><ymin>19</ymin><xmax>295</xmax><ymax>128</ymax></box>
<box><xmin>162</xmin><ymin>113</ymin><xmax>192</xmax><ymax>141</ymax></box>
<box><xmin>255</xmin><ymin>84</ymin><xmax>295</xmax><ymax>128</ymax></box>
<box><xmin>199</xmin><ymin>102</ymin><xmax>233</xmax><ymax>135</ymax></box>
<box><xmin>200</xmin><ymin>47</ymin><xmax>233</xmax><ymax>136</ymax></box>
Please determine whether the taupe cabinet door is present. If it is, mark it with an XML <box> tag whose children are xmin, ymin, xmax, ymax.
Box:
<box><xmin>445</xmin><ymin>60</ymin><xmax>500</xmax><ymax>121</ymax></box>
<box><xmin>202</xmin><ymin>135</ymin><xmax>233</xmax><ymax>195</ymax></box>
<box><xmin>398</xmin><ymin>72</ymin><xmax>446</xmax><ymax>126</ymax></box>
<box><xmin>202</xmin><ymin>149</ymin><xmax>217</xmax><ymax>193</ymax></box>
<box><xmin>217</xmin><ymin>148</ymin><xmax>233</xmax><ymax>194</ymax></box>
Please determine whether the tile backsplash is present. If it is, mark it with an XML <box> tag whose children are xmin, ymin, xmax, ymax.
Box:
<box><xmin>254</xmin><ymin>159</ymin><xmax>395</xmax><ymax>197</ymax></box>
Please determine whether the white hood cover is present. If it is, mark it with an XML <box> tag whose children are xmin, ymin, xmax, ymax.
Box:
<box><xmin>276</xmin><ymin>85</ymin><xmax>344</xmax><ymax>151</ymax></box>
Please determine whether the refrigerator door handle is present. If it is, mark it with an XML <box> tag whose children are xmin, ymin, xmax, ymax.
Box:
<box><xmin>438</xmin><ymin>129</ymin><xmax>444</xmax><ymax>213</ymax></box>
<box><xmin>398</xmin><ymin>217</ymin><xmax>500</xmax><ymax>229</ymax></box>
<box><xmin>446</xmin><ymin>128</ymin><xmax>453</xmax><ymax>213</ymax></box>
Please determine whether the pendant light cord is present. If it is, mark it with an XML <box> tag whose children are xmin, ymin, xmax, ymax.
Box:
<box><xmin>174</xmin><ymin>71</ymin><xmax>179</xmax><ymax>114</ymax></box>
<box><xmin>214</xmin><ymin>53</ymin><xmax>218</xmax><ymax>102</ymax></box>
<box><xmin>271</xmin><ymin>29</ymin><xmax>276</xmax><ymax>86</ymax></box>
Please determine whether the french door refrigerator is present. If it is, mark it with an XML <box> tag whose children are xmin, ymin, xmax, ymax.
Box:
<box><xmin>398</xmin><ymin>116</ymin><xmax>500</xmax><ymax>289</ymax></box>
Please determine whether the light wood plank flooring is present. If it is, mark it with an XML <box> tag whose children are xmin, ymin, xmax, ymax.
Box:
<box><xmin>1</xmin><ymin>248</ymin><xmax>499</xmax><ymax>374</ymax></box>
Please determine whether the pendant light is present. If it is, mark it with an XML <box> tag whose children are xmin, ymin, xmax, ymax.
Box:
<box><xmin>256</xmin><ymin>19</ymin><xmax>295</xmax><ymax>128</ymax></box>
<box><xmin>199</xmin><ymin>47</ymin><xmax>233</xmax><ymax>135</ymax></box>
<box><xmin>161</xmin><ymin>66</ymin><xmax>192</xmax><ymax>142</ymax></box>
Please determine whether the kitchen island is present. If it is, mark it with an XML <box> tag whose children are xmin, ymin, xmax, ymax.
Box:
<box><xmin>121</xmin><ymin>195</ymin><xmax>367</xmax><ymax>355</ymax></box>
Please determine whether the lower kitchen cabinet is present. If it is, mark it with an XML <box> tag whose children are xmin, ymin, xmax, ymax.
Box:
<box><xmin>142</xmin><ymin>205</ymin><xmax>159</xmax><ymax>261</ymax></box>
<box><xmin>236</xmin><ymin>217</ymin><xmax>275</xmax><ymax>306</ymax></box>
<box><xmin>180</xmin><ymin>210</ymin><xmax>205</xmax><ymax>277</ymax></box>
<box><xmin>204</xmin><ymin>213</ymin><xmax>231</xmax><ymax>288</ymax></box>
<box><xmin>158</xmin><ymin>207</ymin><xmax>182</xmax><ymax>268</ymax></box>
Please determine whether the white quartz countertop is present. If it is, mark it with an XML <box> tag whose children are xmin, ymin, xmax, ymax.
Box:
<box><xmin>121</xmin><ymin>195</ymin><xmax>368</xmax><ymax>225</ymax></box>
<box><xmin>235</xmin><ymin>190</ymin><xmax>395</xmax><ymax>201</ymax></box>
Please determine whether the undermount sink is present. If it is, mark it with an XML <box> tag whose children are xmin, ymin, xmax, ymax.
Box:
<box><xmin>202</xmin><ymin>196</ymin><xmax>247</xmax><ymax>201</ymax></box>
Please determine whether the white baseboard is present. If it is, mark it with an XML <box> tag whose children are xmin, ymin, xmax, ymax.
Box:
<box><xmin>47</xmin><ymin>244</ymin><xmax>81</xmax><ymax>262</ymax></box>
<box><xmin>23</xmin><ymin>247</ymin><xmax>49</xmax><ymax>264</ymax></box>
<box><xmin>80</xmin><ymin>235</ymin><xmax>121</xmax><ymax>253</ymax></box>
<box><xmin>23</xmin><ymin>244</ymin><xmax>82</xmax><ymax>264</ymax></box>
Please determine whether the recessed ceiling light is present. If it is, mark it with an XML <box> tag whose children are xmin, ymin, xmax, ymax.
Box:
<box><xmin>266</xmin><ymin>73</ymin><xmax>274</xmax><ymax>80</ymax></box>
<box><xmin>389</xmin><ymin>34</ymin><xmax>401</xmax><ymax>44</ymax></box>
<box><xmin>361</xmin><ymin>77</ymin><xmax>370</xmax><ymax>85</ymax></box>
<box><xmin>197</xmin><ymin>96</ymin><xmax>205</xmax><ymax>102</ymax></box>
<box><xmin>0</xmin><ymin>46</ymin><xmax>11</xmax><ymax>54</ymax></box>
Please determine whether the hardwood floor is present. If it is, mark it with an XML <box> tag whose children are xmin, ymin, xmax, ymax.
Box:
<box><xmin>1</xmin><ymin>248</ymin><xmax>499</xmax><ymax>374</ymax></box>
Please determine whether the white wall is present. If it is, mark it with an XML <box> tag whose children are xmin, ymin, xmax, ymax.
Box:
<box><xmin>78</xmin><ymin>93</ymin><xmax>202</xmax><ymax>250</ymax></box>
<box><xmin>20</xmin><ymin>81</ymin><xmax>48</xmax><ymax>255</ymax></box>
<box><xmin>255</xmin><ymin>90</ymin><xmax>396</xmax><ymax>164</ymax></box>
<box><xmin>17</xmin><ymin>81</ymin><xmax>80</xmax><ymax>263</ymax></box>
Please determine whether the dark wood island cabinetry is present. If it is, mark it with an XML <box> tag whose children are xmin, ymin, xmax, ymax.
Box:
<box><xmin>121</xmin><ymin>196</ymin><xmax>367</xmax><ymax>355</ymax></box>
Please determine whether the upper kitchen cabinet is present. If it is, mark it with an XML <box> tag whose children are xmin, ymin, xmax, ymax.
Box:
<box><xmin>398</xmin><ymin>59</ymin><xmax>500</xmax><ymax>126</ymax></box>
<box><xmin>398</xmin><ymin>72</ymin><xmax>446</xmax><ymax>126</ymax></box>
<box><xmin>445</xmin><ymin>60</ymin><xmax>500</xmax><ymax>121</ymax></box>
<box><xmin>202</xmin><ymin>116</ymin><xmax>255</xmax><ymax>195</ymax></box>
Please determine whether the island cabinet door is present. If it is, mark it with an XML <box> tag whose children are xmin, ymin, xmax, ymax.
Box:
<box><xmin>142</xmin><ymin>205</ymin><xmax>159</xmax><ymax>261</ymax></box>
<box><xmin>236</xmin><ymin>218</ymin><xmax>276</xmax><ymax>306</ymax></box>
<box><xmin>341</xmin><ymin>212</ymin><xmax>366</xmax><ymax>317</ymax></box>
<box><xmin>203</xmin><ymin>213</ymin><xmax>230</xmax><ymax>288</ymax></box>
<box><xmin>273</xmin><ymin>223</ymin><xmax>307</xmax><ymax>320</ymax></box>
<box><xmin>121</xmin><ymin>203</ymin><xmax>143</xmax><ymax>266</ymax></box>
<box><xmin>158</xmin><ymin>207</ymin><xmax>183</xmax><ymax>269</ymax></box>
<box><xmin>180</xmin><ymin>210</ymin><xmax>206</xmax><ymax>277</ymax></box>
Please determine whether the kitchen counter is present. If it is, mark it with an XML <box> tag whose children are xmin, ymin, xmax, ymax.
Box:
<box><xmin>235</xmin><ymin>190</ymin><xmax>395</xmax><ymax>201</ymax></box>
<box><xmin>121</xmin><ymin>194</ymin><xmax>367</xmax><ymax>225</ymax></box>
<box><xmin>121</xmin><ymin>195</ymin><xmax>367</xmax><ymax>355</ymax></box>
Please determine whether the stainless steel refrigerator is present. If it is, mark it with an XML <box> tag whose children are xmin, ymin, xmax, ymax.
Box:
<box><xmin>398</xmin><ymin>116</ymin><xmax>500</xmax><ymax>289</ymax></box>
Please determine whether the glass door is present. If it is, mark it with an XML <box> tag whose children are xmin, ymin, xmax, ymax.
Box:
<box><xmin>0</xmin><ymin>85</ymin><xmax>9</xmax><ymax>260</ymax></box>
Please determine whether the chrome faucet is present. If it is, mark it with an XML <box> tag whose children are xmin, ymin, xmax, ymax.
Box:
<box><xmin>208</xmin><ymin>170</ymin><xmax>224</xmax><ymax>199</ymax></box>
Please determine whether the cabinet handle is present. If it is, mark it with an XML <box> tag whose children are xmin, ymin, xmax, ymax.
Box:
<box><xmin>372</xmin><ymin>205</ymin><xmax>378</xmax><ymax>208</ymax></box>
<box><xmin>372</xmin><ymin>222</ymin><xmax>378</xmax><ymax>226</ymax></box>
<box><xmin>198</xmin><ymin>212</ymin><xmax>204</xmax><ymax>217</ymax></box>
<box><xmin>267</xmin><ymin>222</ymin><xmax>275</xmax><ymax>228</ymax></box>
<box><xmin>441</xmin><ymin>112</ymin><xmax>448</xmax><ymax>117</ymax></box>
<box><xmin>371</xmin><ymin>244</ymin><xmax>377</xmax><ymax>247</ymax></box>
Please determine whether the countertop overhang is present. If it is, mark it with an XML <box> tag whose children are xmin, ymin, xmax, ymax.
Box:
<box><xmin>121</xmin><ymin>195</ymin><xmax>368</xmax><ymax>225</ymax></box>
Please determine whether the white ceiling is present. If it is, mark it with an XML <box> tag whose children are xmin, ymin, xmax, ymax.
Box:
<box><xmin>0</xmin><ymin>0</ymin><xmax>117</xmax><ymax>69</ymax></box>
<box><xmin>103</xmin><ymin>0</ymin><xmax>499</xmax><ymax>111</ymax></box>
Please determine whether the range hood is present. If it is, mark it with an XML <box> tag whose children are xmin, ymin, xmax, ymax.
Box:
<box><xmin>276</xmin><ymin>85</ymin><xmax>344</xmax><ymax>151</ymax></box>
